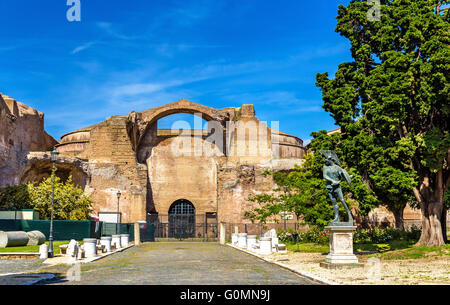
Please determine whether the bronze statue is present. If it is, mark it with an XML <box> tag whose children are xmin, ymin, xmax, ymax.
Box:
<box><xmin>320</xmin><ymin>150</ymin><xmax>353</xmax><ymax>226</ymax></box>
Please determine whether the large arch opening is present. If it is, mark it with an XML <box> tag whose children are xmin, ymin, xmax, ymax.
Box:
<box><xmin>137</xmin><ymin>110</ymin><xmax>223</xmax><ymax>219</ymax></box>
<box><xmin>168</xmin><ymin>199</ymin><xmax>196</xmax><ymax>238</ymax></box>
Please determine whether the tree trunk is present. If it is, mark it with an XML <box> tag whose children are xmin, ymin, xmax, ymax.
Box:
<box><xmin>393</xmin><ymin>207</ymin><xmax>405</xmax><ymax>231</ymax></box>
<box><xmin>441</xmin><ymin>206</ymin><xmax>447</xmax><ymax>244</ymax></box>
<box><xmin>416</xmin><ymin>200</ymin><xmax>445</xmax><ymax>246</ymax></box>
<box><xmin>414</xmin><ymin>168</ymin><xmax>447</xmax><ymax>246</ymax></box>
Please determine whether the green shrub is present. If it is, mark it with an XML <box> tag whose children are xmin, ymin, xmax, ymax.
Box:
<box><xmin>354</xmin><ymin>225</ymin><xmax>421</xmax><ymax>244</ymax></box>
<box><xmin>277</xmin><ymin>226</ymin><xmax>329</xmax><ymax>245</ymax></box>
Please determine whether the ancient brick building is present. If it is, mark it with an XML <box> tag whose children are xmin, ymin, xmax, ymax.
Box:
<box><xmin>49</xmin><ymin>99</ymin><xmax>306</xmax><ymax>224</ymax></box>
<box><xmin>0</xmin><ymin>93</ymin><xmax>57</xmax><ymax>187</ymax></box>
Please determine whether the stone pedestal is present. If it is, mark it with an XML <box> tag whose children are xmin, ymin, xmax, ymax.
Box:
<box><xmin>323</xmin><ymin>225</ymin><xmax>358</xmax><ymax>265</ymax></box>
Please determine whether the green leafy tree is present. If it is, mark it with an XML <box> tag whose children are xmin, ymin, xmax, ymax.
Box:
<box><xmin>245</xmin><ymin>152</ymin><xmax>377</xmax><ymax>227</ymax></box>
<box><xmin>316</xmin><ymin>0</ymin><xmax>449</xmax><ymax>245</ymax></box>
<box><xmin>27</xmin><ymin>176</ymin><xmax>93</xmax><ymax>220</ymax></box>
<box><xmin>0</xmin><ymin>184</ymin><xmax>32</xmax><ymax>210</ymax></box>
<box><xmin>245</xmin><ymin>154</ymin><xmax>332</xmax><ymax>227</ymax></box>
<box><xmin>0</xmin><ymin>176</ymin><xmax>93</xmax><ymax>220</ymax></box>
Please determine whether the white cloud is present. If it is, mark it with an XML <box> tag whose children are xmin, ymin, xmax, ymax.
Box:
<box><xmin>71</xmin><ymin>41</ymin><xmax>98</xmax><ymax>54</ymax></box>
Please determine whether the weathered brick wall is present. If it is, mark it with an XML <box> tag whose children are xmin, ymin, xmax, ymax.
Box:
<box><xmin>69</xmin><ymin>116</ymin><xmax>148</xmax><ymax>223</ymax></box>
<box><xmin>55</xmin><ymin>101</ymin><xmax>306</xmax><ymax>224</ymax></box>
<box><xmin>0</xmin><ymin>94</ymin><xmax>57</xmax><ymax>187</ymax></box>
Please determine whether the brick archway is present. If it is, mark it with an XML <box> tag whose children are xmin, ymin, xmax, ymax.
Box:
<box><xmin>126</xmin><ymin>99</ymin><xmax>232</xmax><ymax>152</ymax></box>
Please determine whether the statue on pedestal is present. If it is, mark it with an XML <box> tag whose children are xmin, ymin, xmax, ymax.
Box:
<box><xmin>320</xmin><ymin>150</ymin><xmax>353</xmax><ymax>226</ymax></box>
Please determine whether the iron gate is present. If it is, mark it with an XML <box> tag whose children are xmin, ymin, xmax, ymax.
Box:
<box><xmin>147</xmin><ymin>213</ymin><xmax>218</xmax><ymax>239</ymax></box>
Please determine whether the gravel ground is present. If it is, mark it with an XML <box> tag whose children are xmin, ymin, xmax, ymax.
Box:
<box><xmin>38</xmin><ymin>242</ymin><xmax>319</xmax><ymax>285</ymax></box>
<box><xmin>0</xmin><ymin>259</ymin><xmax>44</xmax><ymax>275</ymax></box>
<box><xmin>265</xmin><ymin>251</ymin><xmax>450</xmax><ymax>285</ymax></box>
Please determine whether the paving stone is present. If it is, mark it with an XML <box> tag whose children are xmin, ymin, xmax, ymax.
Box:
<box><xmin>39</xmin><ymin>242</ymin><xmax>319</xmax><ymax>285</ymax></box>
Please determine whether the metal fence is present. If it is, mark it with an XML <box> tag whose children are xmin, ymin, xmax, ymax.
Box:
<box><xmin>0</xmin><ymin>219</ymin><xmax>100</xmax><ymax>240</ymax></box>
<box><xmin>101</xmin><ymin>222</ymin><xmax>135</xmax><ymax>241</ymax></box>
<box><xmin>147</xmin><ymin>213</ymin><xmax>218</xmax><ymax>239</ymax></box>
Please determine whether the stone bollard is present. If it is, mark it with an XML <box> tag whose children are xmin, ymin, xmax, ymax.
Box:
<box><xmin>134</xmin><ymin>223</ymin><xmax>141</xmax><ymax>246</ymax></box>
<box><xmin>112</xmin><ymin>235</ymin><xmax>121</xmax><ymax>249</ymax></box>
<box><xmin>120</xmin><ymin>234</ymin><xmax>129</xmax><ymax>247</ymax></box>
<box><xmin>83</xmin><ymin>238</ymin><xmax>97</xmax><ymax>258</ymax></box>
<box><xmin>231</xmin><ymin>233</ymin><xmax>238</xmax><ymax>245</ymax></box>
<box><xmin>219</xmin><ymin>222</ymin><xmax>226</xmax><ymax>245</ymax></box>
<box><xmin>121</xmin><ymin>234</ymin><xmax>130</xmax><ymax>247</ymax></box>
<box><xmin>246</xmin><ymin>235</ymin><xmax>257</xmax><ymax>251</ymax></box>
<box><xmin>100</xmin><ymin>236</ymin><xmax>112</xmax><ymax>252</ymax></box>
<box><xmin>39</xmin><ymin>244</ymin><xmax>48</xmax><ymax>259</ymax></box>
<box><xmin>237</xmin><ymin>233</ymin><xmax>247</xmax><ymax>248</ymax></box>
<box><xmin>259</xmin><ymin>237</ymin><xmax>272</xmax><ymax>255</ymax></box>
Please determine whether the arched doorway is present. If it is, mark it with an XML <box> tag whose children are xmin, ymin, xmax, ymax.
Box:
<box><xmin>168</xmin><ymin>199</ymin><xmax>196</xmax><ymax>238</ymax></box>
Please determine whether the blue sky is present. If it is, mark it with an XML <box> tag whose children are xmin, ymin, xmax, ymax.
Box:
<box><xmin>0</xmin><ymin>0</ymin><xmax>352</xmax><ymax>143</ymax></box>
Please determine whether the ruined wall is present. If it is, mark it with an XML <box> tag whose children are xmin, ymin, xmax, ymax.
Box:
<box><xmin>148</xmin><ymin>137</ymin><xmax>221</xmax><ymax>215</ymax></box>
<box><xmin>57</xmin><ymin>116</ymin><xmax>148</xmax><ymax>223</ymax></box>
<box><xmin>54</xmin><ymin>100</ymin><xmax>306</xmax><ymax>223</ymax></box>
<box><xmin>0</xmin><ymin>93</ymin><xmax>57</xmax><ymax>187</ymax></box>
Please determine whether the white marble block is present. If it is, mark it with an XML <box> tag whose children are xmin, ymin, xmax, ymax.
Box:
<box><xmin>100</xmin><ymin>236</ymin><xmax>112</xmax><ymax>252</ymax></box>
<box><xmin>120</xmin><ymin>234</ymin><xmax>129</xmax><ymax>247</ymax></box>
<box><xmin>324</xmin><ymin>225</ymin><xmax>358</xmax><ymax>264</ymax></box>
<box><xmin>231</xmin><ymin>233</ymin><xmax>238</xmax><ymax>245</ymax></box>
<box><xmin>259</xmin><ymin>237</ymin><xmax>272</xmax><ymax>255</ymax></box>
<box><xmin>237</xmin><ymin>233</ymin><xmax>247</xmax><ymax>248</ymax></box>
<box><xmin>83</xmin><ymin>238</ymin><xmax>97</xmax><ymax>258</ymax></box>
<box><xmin>246</xmin><ymin>235</ymin><xmax>257</xmax><ymax>251</ymax></box>
<box><xmin>112</xmin><ymin>234</ymin><xmax>121</xmax><ymax>249</ymax></box>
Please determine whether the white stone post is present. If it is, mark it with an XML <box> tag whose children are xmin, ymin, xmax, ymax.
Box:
<box><xmin>39</xmin><ymin>244</ymin><xmax>48</xmax><ymax>259</ymax></box>
<box><xmin>120</xmin><ymin>234</ymin><xmax>129</xmax><ymax>247</ymax></box>
<box><xmin>219</xmin><ymin>222</ymin><xmax>226</xmax><ymax>245</ymax></box>
<box><xmin>231</xmin><ymin>233</ymin><xmax>238</xmax><ymax>245</ymax></box>
<box><xmin>112</xmin><ymin>234</ymin><xmax>121</xmax><ymax>249</ymax></box>
<box><xmin>134</xmin><ymin>223</ymin><xmax>141</xmax><ymax>246</ymax></box>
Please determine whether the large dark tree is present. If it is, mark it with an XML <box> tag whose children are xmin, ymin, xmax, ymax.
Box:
<box><xmin>316</xmin><ymin>0</ymin><xmax>449</xmax><ymax>245</ymax></box>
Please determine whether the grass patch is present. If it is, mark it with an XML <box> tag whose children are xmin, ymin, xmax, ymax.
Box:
<box><xmin>370</xmin><ymin>244</ymin><xmax>450</xmax><ymax>260</ymax></box>
<box><xmin>284</xmin><ymin>238</ymin><xmax>450</xmax><ymax>260</ymax></box>
<box><xmin>355</xmin><ymin>240</ymin><xmax>415</xmax><ymax>252</ymax></box>
<box><xmin>0</xmin><ymin>240</ymin><xmax>75</xmax><ymax>254</ymax></box>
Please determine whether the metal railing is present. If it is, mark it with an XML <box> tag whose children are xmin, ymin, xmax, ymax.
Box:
<box><xmin>147</xmin><ymin>213</ymin><xmax>218</xmax><ymax>240</ymax></box>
